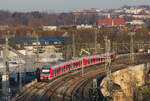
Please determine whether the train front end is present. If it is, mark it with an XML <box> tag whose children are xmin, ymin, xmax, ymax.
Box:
<box><xmin>40</xmin><ymin>65</ymin><xmax>53</xmax><ymax>80</ymax></box>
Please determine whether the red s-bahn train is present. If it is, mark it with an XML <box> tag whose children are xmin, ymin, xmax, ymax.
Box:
<box><xmin>40</xmin><ymin>53</ymin><xmax>115</xmax><ymax>81</ymax></box>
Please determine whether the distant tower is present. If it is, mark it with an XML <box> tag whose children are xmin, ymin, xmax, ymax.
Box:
<box><xmin>108</xmin><ymin>14</ymin><xmax>111</xmax><ymax>18</ymax></box>
<box><xmin>112</xmin><ymin>20</ymin><xmax>114</xmax><ymax>26</ymax></box>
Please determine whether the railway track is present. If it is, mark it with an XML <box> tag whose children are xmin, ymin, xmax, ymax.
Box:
<box><xmin>15</xmin><ymin>82</ymin><xmax>48</xmax><ymax>101</ymax></box>
<box><xmin>14</xmin><ymin>53</ymin><xmax>150</xmax><ymax>101</ymax></box>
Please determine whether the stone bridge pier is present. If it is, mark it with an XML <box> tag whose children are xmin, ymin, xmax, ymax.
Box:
<box><xmin>101</xmin><ymin>63</ymin><xmax>150</xmax><ymax>101</ymax></box>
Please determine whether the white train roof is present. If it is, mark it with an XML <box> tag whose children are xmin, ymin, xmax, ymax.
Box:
<box><xmin>42</xmin><ymin>52</ymin><xmax>114</xmax><ymax>70</ymax></box>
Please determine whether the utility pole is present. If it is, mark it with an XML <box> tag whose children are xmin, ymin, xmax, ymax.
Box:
<box><xmin>25</xmin><ymin>48</ymin><xmax>27</xmax><ymax>72</ymax></box>
<box><xmin>112</xmin><ymin>41</ymin><xmax>117</xmax><ymax>53</ymax></box>
<box><xmin>2</xmin><ymin>34</ymin><xmax>10</xmax><ymax>101</ymax></box>
<box><xmin>92</xmin><ymin>79</ymin><xmax>98</xmax><ymax>101</ymax></box>
<box><xmin>72</xmin><ymin>31</ymin><xmax>76</xmax><ymax>59</ymax></box>
<box><xmin>33</xmin><ymin>30</ymin><xmax>40</xmax><ymax>71</ymax></box>
<box><xmin>74</xmin><ymin>14</ymin><xmax>77</xmax><ymax>25</ymax></box>
<box><xmin>95</xmin><ymin>29</ymin><xmax>97</xmax><ymax>54</ymax></box>
<box><xmin>82</xmin><ymin>56</ymin><xmax>84</xmax><ymax>77</ymax></box>
<box><xmin>129</xmin><ymin>32</ymin><xmax>135</xmax><ymax>64</ymax></box>
<box><xmin>36</xmin><ymin>31</ymin><xmax>40</xmax><ymax>69</ymax></box>
<box><xmin>17</xmin><ymin>55</ymin><xmax>22</xmax><ymax>91</ymax></box>
<box><xmin>104</xmin><ymin>36</ymin><xmax>112</xmax><ymax>97</ymax></box>
<box><xmin>112</xmin><ymin>41</ymin><xmax>115</xmax><ymax>53</ymax></box>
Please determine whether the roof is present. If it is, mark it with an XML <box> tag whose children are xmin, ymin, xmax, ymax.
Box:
<box><xmin>97</xmin><ymin>18</ymin><xmax>126</xmax><ymax>26</ymax></box>
<box><xmin>0</xmin><ymin>36</ymin><xmax>70</xmax><ymax>43</ymax></box>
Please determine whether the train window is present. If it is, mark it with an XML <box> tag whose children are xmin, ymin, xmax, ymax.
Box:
<box><xmin>64</xmin><ymin>66</ymin><xmax>66</xmax><ymax>71</ymax></box>
<box><xmin>61</xmin><ymin>66</ymin><xmax>63</xmax><ymax>72</ymax></box>
<box><xmin>66</xmin><ymin>65</ymin><xmax>67</xmax><ymax>70</ymax></box>
<box><xmin>58</xmin><ymin>68</ymin><xmax>60</xmax><ymax>74</ymax></box>
<box><xmin>97</xmin><ymin>58</ymin><xmax>99</xmax><ymax>61</ymax></box>
<box><xmin>54</xmin><ymin>70</ymin><xmax>56</xmax><ymax>76</ymax></box>
<box><xmin>66</xmin><ymin>64</ymin><xmax>68</xmax><ymax>70</ymax></box>
<box><xmin>61</xmin><ymin>66</ymin><xmax>62</xmax><ymax>72</ymax></box>
<box><xmin>55</xmin><ymin>69</ymin><xmax>57</xmax><ymax>75</ymax></box>
<box><xmin>54</xmin><ymin>69</ymin><xmax>56</xmax><ymax>76</ymax></box>
<box><xmin>87</xmin><ymin>59</ymin><xmax>90</xmax><ymax>64</ymax></box>
<box><xmin>74</xmin><ymin>63</ymin><xmax>76</xmax><ymax>67</ymax></box>
<box><xmin>52</xmin><ymin>70</ymin><xmax>54</xmax><ymax>76</ymax></box>
<box><xmin>78</xmin><ymin>62</ymin><xmax>80</xmax><ymax>67</ymax></box>
<box><xmin>53</xmin><ymin>70</ymin><xmax>55</xmax><ymax>76</ymax></box>
<box><xmin>42</xmin><ymin>71</ymin><xmax>50</xmax><ymax>75</ymax></box>
<box><xmin>56</xmin><ymin>68</ymin><xmax>57</xmax><ymax>74</ymax></box>
<box><xmin>67</xmin><ymin>64</ymin><xmax>70</xmax><ymax>69</ymax></box>
<box><xmin>42</xmin><ymin>67</ymin><xmax>50</xmax><ymax>75</ymax></box>
<box><xmin>59</xmin><ymin>68</ymin><xmax>60</xmax><ymax>73</ymax></box>
<box><xmin>67</xmin><ymin>64</ymin><xmax>69</xmax><ymax>68</ymax></box>
<box><xmin>71</xmin><ymin>63</ymin><xmax>73</xmax><ymax>69</ymax></box>
<box><xmin>100</xmin><ymin>58</ymin><xmax>103</xmax><ymax>61</ymax></box>
<box><xmin>57</xmin><ymin>68</ymin><xmax>59</xmax><ymax>74</ymax></box>
<box><xmin>80</xmin><ymin>61</ymin><xmax>82</xmax><ymax>66</ymax></box>
<box><xmin>76</xmin><ymin>62</ymin><xmax>78</xmax><ymax>67</ymax></box>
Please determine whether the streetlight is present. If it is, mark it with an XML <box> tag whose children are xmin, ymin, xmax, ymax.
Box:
<box><xmin>94</xmin><ymin>28</ymin><xmax>98</xmax><ymax>54</ymax></box>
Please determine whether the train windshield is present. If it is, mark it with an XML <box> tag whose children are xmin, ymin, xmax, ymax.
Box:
<box><xmin>42</xmin><ymin>66</ymin><xmax>50</xmax><ymax>75</ymax></box>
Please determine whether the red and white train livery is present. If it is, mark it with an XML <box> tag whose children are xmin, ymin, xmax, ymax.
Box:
<box><xmin>40</xmin><ymin>53</ymin><xmax>115</xmax><ymax>80</ymax></box>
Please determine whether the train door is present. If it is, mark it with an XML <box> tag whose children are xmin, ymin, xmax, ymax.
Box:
<box><xmin>90</xmin><ymin>57</ymin><xmax>93</xmax><ymax>64</ymax></box>
<box><xmin>79</xmin><ymin>61</ymin><xmax>81</xmax><ymax>68</ymax></box>
<box><xmin>83</xmin><ymin>58</ymin><xmax>87</xmax><ymax>66</ymax></box>
<box><xmin>66</xmin><ymin>64</ymin><xmax>68</xmax><ymax>71</ymax></box>
<box><xmin>73</xmin><ymin>62</ymin><xmax>76</xmax><ymax>69</ymax></box>
<box><xmin>66</xmin><ymin>64</ymin><xmax>70</xmax><ymax>72</ymax></box>
<box><xmin>91</xmin><ymin>57</ymin><xmax>93</xmax><ymax>64</ymax></box>
<box><xmin>54</xmin><ymin>69</ymin><xmax>56</xmax><ymax>77</ymax></box>
<box><xmin>63</xmin><ymin>65</ymin><xmax>65</xmax><ymax>73</ymax></box>
<box><xmin>96</xmin><ymin>56</ymin><xmax>99</xmax><ymax>63</ymax></box>
<box><xmin>99</xmin><ymin>56</ymin><xmax>101</xmax><ymax>63</ymax></box>
<box><xmin>70</xmin><ymin>62</ymin><xmax>73</xmax><ymax>70</ymax></box>
<box><xmin>77</xmin><ymin>61</ymin><xmax>79</xmax><ymax>68</ymax></box>
<box><xmin>78</xmin><ymin>61</ymin><xmax>81</xmax><ymax>68</ymax></box>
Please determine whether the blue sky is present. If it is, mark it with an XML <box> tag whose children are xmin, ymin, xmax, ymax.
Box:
<box><xmin>0</xmin><ymin>0</ymin><xmax>150</xmax><ymax>12</ymax></box>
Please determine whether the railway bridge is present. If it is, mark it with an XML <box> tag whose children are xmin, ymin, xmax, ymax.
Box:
<box><xmin>13</xmin><ymin>53</ymin><xmax>150</xmax><ymax>101</ymax></box>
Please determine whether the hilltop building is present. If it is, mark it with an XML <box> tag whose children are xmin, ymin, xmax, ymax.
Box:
<box><xmin>42</xmin><ymin>26</ymin><xmax>57</xmax><ymax>31</ymax></box>
<box><xmin>96</xmin><ymin>18</ymin><xmax>126</xmax><ymax>27</ymax></box>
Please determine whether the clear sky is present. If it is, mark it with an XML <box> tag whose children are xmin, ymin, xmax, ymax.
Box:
<box><xmin>0</xmin><ymin>0</ymin><xmax>150</xmax><ymax>12</ymax></box>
